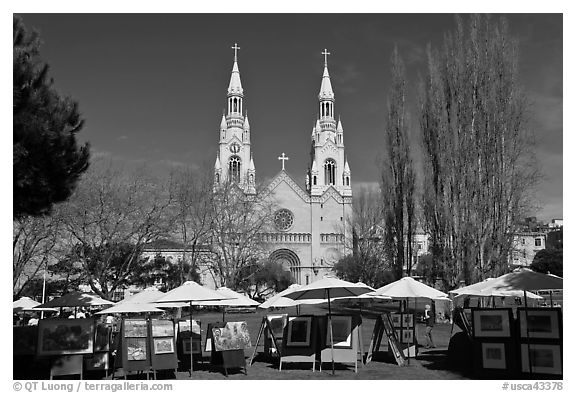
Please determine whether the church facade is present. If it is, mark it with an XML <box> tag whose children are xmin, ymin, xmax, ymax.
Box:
<box><xmin>213</xmin><ymin>47</ymin><xmax>353</xmax><ymax>286</ymax></box>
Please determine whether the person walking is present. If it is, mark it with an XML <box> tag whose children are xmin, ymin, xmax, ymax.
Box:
<box><xmin>424</xmin><ymin>304</ymin><xmax>436</xmax><ymax>349</ymax></box>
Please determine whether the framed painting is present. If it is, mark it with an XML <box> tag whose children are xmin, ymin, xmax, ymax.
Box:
<box><xmin>126</xmin><ymin>337</ymin><xmax>147</xmax><ymax>361</ymax></box>
<box><xmin>401</xmin><ymin>329</ymin><xmax>414</xmax><ymax>344</ymax></box>
<box><xmin>481</xmin><ymin>342</ymin><xmax>507</xmax><ymax>369</ymax></box>
<box><xmin>402</xmin><ymin>314</ymin><xmax>414</xmax><ymax>328</ymax></box>
<box><xmin>519</xmin><ymin>309</ymin><xmax>561</xmax><ymax>339</ymax></box>
<box><xmin>390</xmin><ymin>313</ymin><xmax>402</xmax><ymax>328</ymax></box>
<box><xmin>38</xmin><ymin>318</ymin><xmax>94</xmax><ymax>356</ymax></box>
<box><xmin>521</xmin><ymin>344</ymin><xmax>562</xmax><ymax>375</ymax></box>
<box><xmin>151</xmin><ymin>320</ymin><xmax>174</xmax><ymax>337</ymax></box>
<box><xmin>85</xmin><ymin>352</ymin><xmax>109</xmax><ymax>371</ymax></box>
<box><xmin>472</xmin><ymin>309</ymin><xmax>511</xmax><ymax>338</ymax></box>
<box><xmin>212</xmin><ymin>321</ymin><xmax>252</xmax><ymax>351</ymax></box>
<box><xmin>153</xmin><ymin>337</ymin><xmax>174</xmax><ymax>354</ymax></box>
<box><xmin>182</xmin><ymin>338</ymin><xmax>202</xmax><ymax>355</ymax></box>
<box><xmin>266</xmin><ymin>314</ymin><xmax>288</xmax><ymax>339</ymax></box>
<box><xmin>327</xmin><ymin>315</ymin><xmax>352</xmax><ymax>348</ymax></box>
<box><xmin>124</xmin><ymin>320</ymin><xmax>148</xmax><ymax>338</ymax></box>
<box><xmin>286</xmin><ymin>316</ymin><xmax>312</xmax><ymax>347</ymax></box>
<box><xmin>178</xmin><ymin>320</ymin><xmax>201</xmax><ymax>335</ymax></box>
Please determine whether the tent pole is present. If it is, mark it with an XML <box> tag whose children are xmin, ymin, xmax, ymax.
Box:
<box><xmin>189</xmin><ymin>301</ymin><xmax>194</xmax><ymax>376</ymax></box>
<box><xmin>549</xmin><ymin>291</ymin><xmax>553</xmax><ymax>308</ymax></box>
<box><xmin>524</xmin><ymin>290</ymin><xmax>533</xmax><ymax>377</ymax></box>
<box><xmin>222</xmin><ymin>307</ymin><xmax>225</xmax><ymax>323</ymax></box>
<box><xmin>327</xmin><ymin>288</ymin><xmax>335</xmax><ymax>375</ymax></box>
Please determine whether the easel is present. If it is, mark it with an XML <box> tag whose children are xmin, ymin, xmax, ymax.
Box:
<box><xmin>249</xmin><ymin>315</ymin><xmax>284</xmax><ymax>365</ymax></box>
<box><xmin>278</xmin><ymin>315</ymin><xmax>318</xmax><ymax>372</ymax></box>
<box><xmin>365</xmin><ymin>313</ymin><xmax>407</xmax><ymax>366</ymax></box>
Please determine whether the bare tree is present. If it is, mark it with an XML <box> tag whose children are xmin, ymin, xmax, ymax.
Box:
<box><xmin>13</xmin><ymin>212</ymin><xmax>63</xmax><ymax>298</ymax></box>
<box><xmin>167</xmin><ymin>165</ymin><xmax>214</xmax><ymax>285</ymax></box>
<box><xmin>58</xmin><ymin>160</ymin><xmax>174</xmax><ymax>299</ymax></box>
<box><xmin>207</xmin><ymin>181</ymin><xmax>274</xmax><ymax>289</ymax></box>
<box><xmin>419</xmin><ymin>15</ymin><xmax>540</xmax><ymax>288</ymax></box>
<box><xmin>381</xmin><ymin>47</ymin><xmax>417</xmax><ymax>280</ymax></box>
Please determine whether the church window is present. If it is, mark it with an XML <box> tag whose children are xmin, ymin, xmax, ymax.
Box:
<box><xmin>313</xmin><ymin>176</ymin><xmax>317</xmax><ymax>185</ymax></box>
<box><xmin>321</xmin><ymin>217</ymin><xmax>323</xmax><ymax>221</ymax></box>
<box><xmin>324</xmin><ymin>159</ymin><xmax>336</xmax><ymax>185</ymax></box>
<box><xmin>229</xmin><ymin>156</ymin><xmax>241</xmax><ymax>183</ymax></box>
<box><xmin>215</xmin><ymin>173</ymin><xmax>220</xmax><ymax>184</ymax></box>
<box><xmin>274</xmin><ymin>209</ymin><xmax>294</xmax><ymax>231</ymax></box>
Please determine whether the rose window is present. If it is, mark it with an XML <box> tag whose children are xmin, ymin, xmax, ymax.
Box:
<box><xmin>274</xmin><ymin>209</ymin><xmax>294</xmax><ymax>231</ymax></box>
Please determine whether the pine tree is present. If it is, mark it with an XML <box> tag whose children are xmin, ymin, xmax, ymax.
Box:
<box><xmin>13</xmin><ymin>16</ymin><xmax>90</xmax><ymax>219</ymax></box>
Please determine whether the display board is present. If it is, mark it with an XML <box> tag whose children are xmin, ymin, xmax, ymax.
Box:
<box><xmin>121</xmin><ymin>319</ymin><xmax>151</xmax><ymax>373</ymax></box>
<box><xmin>177</xmin><ymin>319</ymin><xmax>202</xmax><ymax>363</ymax></box>
<box><xmin>517</xmin><ymin>308</ymin><xmax>562</xmax><ymax>377</ymax></box>
<box><xmin>391</xmin><ymin>312</ymin><xmax>417</xmax><ymax>358</ymax></box>
<box><xmin>471</xmin><ymin>308</ymin><xmax>515</xmax><ymax>378</ymax></box>
<box><xmin>150</xmin><ymin>319</ymin><xmax>177</xmax><ymax>371</ymax></box>
<box><xmin>86</xmin><ymin>323</ymin><xmax>112</xmax><ymax>373</ymax></box>
<box><xmin>37</xmin><ymin>318</ymin><xmax>94</xmax><ymax>356</ymax></box>
<box><xmin>279</xmin><ymin>315</ymin><xmax>319</xmax><ymax>371</ymax></box>
<box><xmin>317</xmin><ymin>314</ymin><xmax>363</xmax><ymax>373</ymax></box>
<box><xmin>13</xmin><ymin>326</ymin><xmax>38</xmax><ymax>356</ymax></box>
<box><xmin>207</xmin><ymin>322</ymin><xmax>248</xmax><ymax>375</ymax></box>
<box><xmin>365</xmin><ymin>313</ymin><xmax>406</xmax><ymax>367</ymax></box>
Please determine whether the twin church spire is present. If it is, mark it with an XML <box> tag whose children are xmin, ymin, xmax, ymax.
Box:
<box><xmin>214</xmin><ymin>45</ymin><xmax>351</xmax><ymax>197</ymax></box>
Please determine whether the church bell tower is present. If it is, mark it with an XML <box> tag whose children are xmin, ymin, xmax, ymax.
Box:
<box><xmin>308</xmin><ymin>49</ymin><xmax>352</xmax><ymax>197</ymax></box>
<box><xmin>214</xmin><ymin>43</ymin><xmax>256</xmax><ymax>194</ymax></box>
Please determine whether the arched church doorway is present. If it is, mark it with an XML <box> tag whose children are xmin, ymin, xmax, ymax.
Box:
<box><xmin>269</xmin><ymin>248</ymin><xmax>301</xmax><ymax>285</ymax></box>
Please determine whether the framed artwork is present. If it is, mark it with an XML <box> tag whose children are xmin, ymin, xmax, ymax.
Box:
<box><xmin>153</xmin><ymin>337</ymin><xmax>174</xmax><ymax>354</ymax></box>
<box><xmin>472</xmin><ymin>309</ymin><xmax>511</xmax><ymax>338</ymax></box>
<box><xmin>212</xmin><ymin>321</ymin><xmax>251</xmax><ymax>351</ymax></box>
<box><xmin>266</xmin><ymin>314</ymin><xmax>288</xmax><ymax>339</ymax></box>
<box><xmin>151</xmin><ymin>320</ymin><xmax>174</xmax><ymax>337</ymax></box>
<box><xmin>327</xmin><ymin>315</ymin><xmax>352</xmax><ymax>348</ymax></box>
<box><xmin>481</xmin><ymin>342</ymin><xmax>507</xmax><ymax>369</ymax></box>
<box><xmin>521</xmin><ymin>344</ymin><xmax>562</xmax><ymax>375</ymax></box>
<box><xmin>124</xmin><ymin>320</ymin><xmax>148</xmax><ymax>338</ymax></box>
<box><xmin>85</xmin><ymin>352</ymin><xmax>109</xmax><ymax>371</ymax></box>
<box><xmin>519</xmin><ymin>309</ymin><xmax>561</xmax><ymax>339</ymax></box>
<box><xmin>390</xmin><ymin>313</ymin><xmax>402</xmax><ymax>328</ymax></box>
<box><xmin>126</xmin><ymin>337</ymin><xmax>147</xmax><ymax>361</ymax></box>
<box><xmin>286</xmin><ymin>316</ymin><xmax>312</xmax><ymax>347</ymax></box>
<box><xmin>182</xmin><ymin>339</ymin><xmax>202</xmax><ymax>354</ymax></box>
<box><xmin>179</xmin><ymin>320</ymin><xmax>201</xmax><ymax>335</ymax></box>
<box><xmin>402</xmin><ymin>314</ymin><xmax>414</xmax><ymax>328</ymax></box>
<box><xmin>401</xmin><ymin>329</ymin><xmax>414</xmax><ymax>344</ymax></box>
<box><xmin>38</xmin><ymin>318</ymin><xmax>94</xmax><ymax>356</ymax></box>
<box><xmin>94</xmin><ymin>324</ymin><xmax>112</xmax><ymax>352</ymax></box>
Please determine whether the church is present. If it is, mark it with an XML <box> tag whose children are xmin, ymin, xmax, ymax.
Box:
<box><xmin>212</xmin><ymin>45</ymin><xmax>353</xmax><ymax>286</ymax></box>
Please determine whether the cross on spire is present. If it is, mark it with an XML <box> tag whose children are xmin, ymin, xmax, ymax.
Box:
<box><xmin>322</xmin><ymin>49</ymin><xmax>331</xmax><ymax>66</ymax></box>
<box><xmin>278</xmin><ymin>153</ymin><xmax>289</xmax><ymax>171</ymax></box>
<box><xmin>232</xmin><ymin>43</ymin><xmax>241</xmax><ymax>61</ymax></box>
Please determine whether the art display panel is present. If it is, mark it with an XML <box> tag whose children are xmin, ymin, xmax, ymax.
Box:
<box><xmin>390</xmin><ymin>313</ymin><xmax>401</xmax><ymax>328</ymax></box>
<box><xmin>151</xmin><ymin>320</ymin><xmax>174</xmax><ymax>337</ymax></box>
<box><xmin>521</xmin><ymin>344</ymin><xmax>562</xmax><ymax>375</ymax></box>
<box><xmin>472</xmin><ymin>309</ymin><xmax>511</xmax><ymax>338</ymax></box>
<box><xmin>327</xmin><ymin>315</ymin><xmax>352</xmax><ymax>348</ymax></box>
<box><xmin>94</xmin><ymin>324</ymin><xmax>112</xmax><ymax>352</ymax></box>
<box><xmin>38</xmin><ymin>318</ymin><xmax>94</xmax><ymax>356</ymax></box>
<box><xmin>212</xmin><ymin>321</ymin><xmax>252</xmax><ymax>351</ymax></box>
<box><xmin>481</xmin><ymin>342</ymin><xmax>507</xmax><ymax>369</ymax></box>
<box><xmin>286</xmin><ymin>316</ymin><xmax>312</xmax><ymax>347</ymax></box>
<box><xmin>153</xmin><ymin>337</ymin><xmax>174</xmax><ymax>354</ymax></box>
<box><xmin>124</xmin><ymin>320</ymin><xmax>148</xmax><ymax>338</ymax></box>
<box><xmin>519</xmin><ymin>309</ymin><xmax>561</xmax><ymax>339</ymax></box>
<box><xmin>126</xmin><ymin>337</ymin><xmax>147</xmax><ymax>361</ymax></box>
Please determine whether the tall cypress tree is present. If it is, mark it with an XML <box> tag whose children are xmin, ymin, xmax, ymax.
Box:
<box><xmin>13</xmin><ymin>16</ymin><xmax>90</xmax><ymax>219</ymax></box>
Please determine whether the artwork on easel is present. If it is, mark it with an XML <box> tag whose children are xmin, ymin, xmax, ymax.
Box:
<box><xmin>521</xmin><ymin>344</ymin><xmax>562</xmax><ymax>375</ymax></box>
<box><xmin>266</xmin><ymin>314</ymin><xmax>287</xmax><ymax>339</ymax></box>
<box><xmin>153</xmin><ymin>337</ymin><xmax>174</xmax><ymax>354</ymax></box>
<box><xmin>481</xmin><ymin>342</ymin><xmax>507</xmax><ymax>370</ymax></box>
<box><xmin>518</xmin><ymin>309</ymin><xmax>561</xmax><ymax>339</ymax></box>
<box><xmin>390</xmin><ymin>313</ymin><xmax>401</xmax><ymax>328</ymax></box>
<box><xmin>126</xmin><ymin>337</ymin><xmax>147</xmax><ymax>361</ymax></box>
<box><xmin>402</xmin><ymin>314</ymin><xmax>414</xmax><ymax>328</ymax></box>
<box><xmin>38</xmin><ymin>319</ymin><xmax>94</xmax><ymax>356</ymax></box>
<box><xmin>179</xmin><ymin>320</ymin><xmax>201</xmax><ymax>335</ymax></box>
<box><xmin>212</xmin><ymin>321</ymin><xmax>251</xmax><ymax>351</ymax></box>
<box><xmin>151</xmin><ymin>320</ymin><xmax>174</xmax><ymax>337</ymax></box>
<box><xmin>124</xmin><ymin>320</ymin><xmax>148</xmax><ymax>338</ymax></box>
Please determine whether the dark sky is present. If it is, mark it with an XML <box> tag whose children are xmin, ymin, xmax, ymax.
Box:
<box><xmin>19</xmin><ymin>13</ymin><xmax>562</xmax><ymax>221</ymax></box>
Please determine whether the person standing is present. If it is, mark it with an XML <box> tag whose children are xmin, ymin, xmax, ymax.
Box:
<box><xmin>424</xmin><ymin>304</ymin><xmax>436</xmax><ymax>349</ymax></box>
